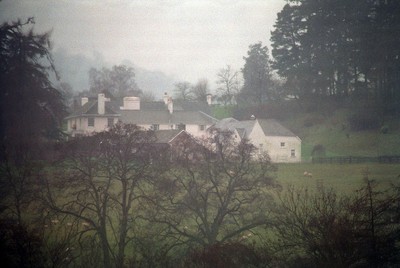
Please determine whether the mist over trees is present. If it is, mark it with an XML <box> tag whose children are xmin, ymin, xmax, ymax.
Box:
<box><xmin>173</xmin><ymin>81</ymin><xmax>193</xmax><ymax>101</ymax></box>
<box><xmin>172</xmin><ymin>79</ymin><xmax>210</xmax><ymax>102</ymax></box>
<box><xmin>52</xmin><ymin>50</ymin><xmax>175</xmax><ymax>98</ymax></box>
<box><xmin>88</xmin><ymin>65</ymin><xmax>142</xmax><ymax>97</ymax></box>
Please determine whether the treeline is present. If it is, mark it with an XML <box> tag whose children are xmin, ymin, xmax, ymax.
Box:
<box><xmin>271</xmin><ymin>0</ymin><xmax>400</xmax><ymax>113</ymax></box>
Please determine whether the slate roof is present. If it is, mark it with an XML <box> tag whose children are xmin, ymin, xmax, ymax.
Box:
<box><xmin>67</xmin><ymin>97</ymin><xmax>213</xmax><ymax>121</ymax></box>
<box><xmin>154</xmin><ymin>130</ymin><xmax>182</xmax><ymax>143</ymax></box>
<box><xmin>258</xmin><ymin>119</ymin><xmax>298</xmax><ymax>137</ymax></box>
<box><xmin>214</xmin><ymin>118</ymin><xmax>298</xmax><ymax>138</ymax></box>
<box><xmin>214</xmin><ymin>118</ymin><xmax>255</xmax><ymax>138</ymax></box>
<box><xmin>120</xmin><ymin>110</ymin><xmax>217</xmax><ymax>125</ymax></box>
<box><xmin>66</xmin><ymin>100</ymin><xmax>119</xmax><ymax>119</ymax></box>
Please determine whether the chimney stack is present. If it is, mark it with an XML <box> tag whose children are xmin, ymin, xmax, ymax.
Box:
<box><xmin>163</xmin><ymin>92</ymin><xmax>169</xmax><ymax>105</ymax></box>
<box><xmin>98</xmin><ymin>93</ymin><xmax>110</xmax><ymax>115</ymax></box>
<box><xmin>81</xmin><ymin>97</ymin><xmax>88</xmax><ymax>106</ymax></box>
<box><xmin>206</xmin><ymin>94</ymin><xmax>212</xmax><ymax>106</ymax></box>
<box><xmin>167</xmin><ymin>97</ymin><xmax>173</xmax><ymax>114</ymax></box>
<box><xmin>121</xmin><ymin>97</ymin><xmax>140</xmax><ymax>110</ymax></box>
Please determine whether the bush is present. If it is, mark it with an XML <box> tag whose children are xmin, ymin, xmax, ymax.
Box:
<box><xmin>0</xmin><ymin>219</ymin><xmax>47</xmax><ymax>268</ymax></box>
<box><xmin>311</xmin><ymin>144</ymin><xmax>326</xmax><ymax>157</ymax></box>
<box><xmin>348</xmin><ymin>112</ymin><xmax>381</xmax><ymax>131</ymax></box>
<box><xmin>381</xmin><ymin>125</ymin><xmax>389</xmax><ymax>134</ymax></box>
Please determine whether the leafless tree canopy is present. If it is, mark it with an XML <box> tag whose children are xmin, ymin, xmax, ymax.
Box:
<box><xmin>144</xmin><ymin>128</ymin><xmax>277</xmax><ymax>248</ymax></box>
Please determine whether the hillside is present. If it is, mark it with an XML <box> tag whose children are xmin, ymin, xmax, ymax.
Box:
<box><xmin>212</xmin><ymin>105</ymin><xmax>400</xmax><ymax>161</ymax></box>
<box><xmin>280</xmin><ymin>109</ymin><xmax>400</xmax><ymax>161</ymax></box>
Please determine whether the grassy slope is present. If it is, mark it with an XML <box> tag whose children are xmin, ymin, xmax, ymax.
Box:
<box><xmin>280</xmin><ymin>108</ymin><xmax>400</xmax><ymax>160</ymax></box>
<box><xmin>277</xmin><ymin>109</ymin><xmax>400</xmax><ymax>192</ymax></box>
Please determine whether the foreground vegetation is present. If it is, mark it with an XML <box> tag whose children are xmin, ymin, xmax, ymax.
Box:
<box><xmin>1</xmin><ymin>124</ymin><xmax>400</xmax><ymax>267</ymax></box>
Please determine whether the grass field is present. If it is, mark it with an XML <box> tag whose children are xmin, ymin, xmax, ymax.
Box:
<box><xmin>286</xmin><ymin>111</ymin><xmax>400</xmax><ymax>159</ymax></box>
<box><xmin>276</xmin><ymin>163</ymin><xmax>400</xmax><ymax>194</ymax></box>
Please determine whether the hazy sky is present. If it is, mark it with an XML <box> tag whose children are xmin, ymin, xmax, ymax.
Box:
<box><xmin>0</xmin><ymin>0</ymin><xmax>285</xmax><ymax>86</ymax></box>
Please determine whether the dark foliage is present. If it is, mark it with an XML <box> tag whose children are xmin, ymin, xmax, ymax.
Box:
<box><xmin>0</xmin><ymin>219</ymin><xmax>46</xmax><ymax>268</ymax></box>
<box><xmin>0</xmin><ymin>18</ymin><xmax>66</xmax><ymax>163</ymax></box>
<box><xmin>271</xmin><ymin>0</ymin><xmax>400</xmax><ymax>114</ymax></box>
<box><xmin>186</xmin><ymin>242</ymin><xmax>270</xmax><ymax>268</ymax></box>
<box><xmin>311</xmin><ymin>144</ymin><xmax>326</xmax><ymax>157</ymax></box>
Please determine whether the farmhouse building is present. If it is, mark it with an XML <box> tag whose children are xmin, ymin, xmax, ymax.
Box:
<box><xmin>65</xmin><ymin>93</ymin><xmax>218</xmax><ymax>138</ymax></box>
<box><xmin>214</xmin><ymin>117</ymin><xmax>302</xmax><ymax>163</ymax></box>
<box><xmin>65</xmin><ymin>93</ymin><xmax>301</xmax><ymax>163</ymax></box>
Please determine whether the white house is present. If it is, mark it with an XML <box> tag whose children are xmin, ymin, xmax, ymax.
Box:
<box><xmin>65</xmin><ymin>94</ymin><xmax>301</xmax><ymax>163</ymax></box>
<box><xmin>65</xmin><ymin>93</ymin><xmax>218</xmax><ymax>138</ymax></box>
<box><xmin>214</xmin><ymin>117</ymin><xmax>301</xmax><ymax>163</ymax></box>
<box><xmin>65</xmin><ymin>93</ymin><xmax>120</xmax><ymax>137</ymax></box>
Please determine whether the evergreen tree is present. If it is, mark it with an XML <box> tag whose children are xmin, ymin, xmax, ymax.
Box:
<box><xmin>241</xmin><ymin>43</ymin><xmax>273</xmax><ymax>104</ymax></box>
<box><xmin>0</xmin><ymin>18</ymin><xmax>66</xmax><ymax>152</ymax></box>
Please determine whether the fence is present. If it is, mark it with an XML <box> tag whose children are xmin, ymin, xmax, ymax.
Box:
<box><xmin>312</xmin><ymin>155</ymin><xmax>400</xmax><ymax>164</ymax></box>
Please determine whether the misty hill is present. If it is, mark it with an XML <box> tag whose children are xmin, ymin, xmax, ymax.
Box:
<box><xmin>52</xmin><ymin>48</ymin><xmax>175</xmax><ymax>98</ymax></box>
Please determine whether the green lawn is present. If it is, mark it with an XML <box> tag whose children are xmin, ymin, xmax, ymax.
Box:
<box><xmin>276</xmin><ymin>163</ymin><xmax>400</xmax><ymax>194</ymax></box>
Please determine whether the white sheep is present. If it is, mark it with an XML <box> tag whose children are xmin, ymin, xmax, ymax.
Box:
<box><xmin>303</xmin><ymin>171</ymin><xmax>313</xmax><ymax>178</ymax></box>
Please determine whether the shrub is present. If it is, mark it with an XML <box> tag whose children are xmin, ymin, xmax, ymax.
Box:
<box><xmin>0</xmin><ymin>219</ymin><xmax>47</xmax><ymax>268</ymax></box>
<box><xmin>381</xmin><ymin>125</ymin><xmax>389</xmax><ymax>134</ymax></box>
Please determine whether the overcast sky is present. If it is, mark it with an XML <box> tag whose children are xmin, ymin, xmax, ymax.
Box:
<box><xmin>0</xmin><ymin>0</ymin><xmax>285</xmax><ymax>86</ymax></box>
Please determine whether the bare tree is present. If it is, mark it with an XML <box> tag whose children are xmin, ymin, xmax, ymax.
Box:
<box><xmin>173</xmin><ymin>81</ymin><xmax>193</xmax><ymax>101</ymax></box>
<box><xmin>270</xmin><ymin>179</ymin><xmax>400</xmax><ymax>267</ymax></box>
<box><xmin>191</xmin><ymin>78</ymin><xmax>210</xmax><ymax>102</ymax></box>
<box><xmin>216</xmin><ymin>65</ymin><xmax>241</xmax><ymax>105</ymax></box>
<box><xmin>144</xmin><ymin>128</ymin><xmax>277</xmax><ymax>249</ymax></box>
<box><xmin>40</xmin><ymin>123</ymin><xmax>160</xmax><ymax>267</ymax></box>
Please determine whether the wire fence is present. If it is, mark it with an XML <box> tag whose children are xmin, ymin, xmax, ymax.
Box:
<box><xmin>312</xmin><ymin>155</ymin><xmax>400</xmax><ymax>164</ymax></box>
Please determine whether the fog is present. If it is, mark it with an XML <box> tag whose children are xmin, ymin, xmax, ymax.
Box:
<box><xmin>0</xmin><ymin>0</ymin><xmax>285</xmax><ymax>94</ymax></box>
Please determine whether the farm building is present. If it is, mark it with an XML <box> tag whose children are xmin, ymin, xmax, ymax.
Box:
<box><xmin>214</xmin><ymin>117</ymin><xmax>302</xmax><ymax>163</ymax></box>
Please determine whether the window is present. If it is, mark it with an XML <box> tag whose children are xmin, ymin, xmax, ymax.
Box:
<box><xmin>152</xmin><ymin>124</ymin><xmax>159</xmax><ymax>131</ymax></box>
<box><xmin>291</xmin><ymin>149</ymin><xmax>296</xmax><ymax>157</ymax></box>
<box><xmin>280</xmin><ymin>142</ymin><xmax>286</xmax><ymax>148</ymax></box>
<box><xmin>199</xmin><ymin>125</ymin><xmax>205</xmax><ymax>131</ymax></box>
<box><xmin>108</xmin><ymin>118</ymin><xmax>114</xmax><ymax>127</ymax></box>
<box><xmin>88</xmin><ymin>117</ymin><xmax>95</xmax><ymax>127</ymax></box>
